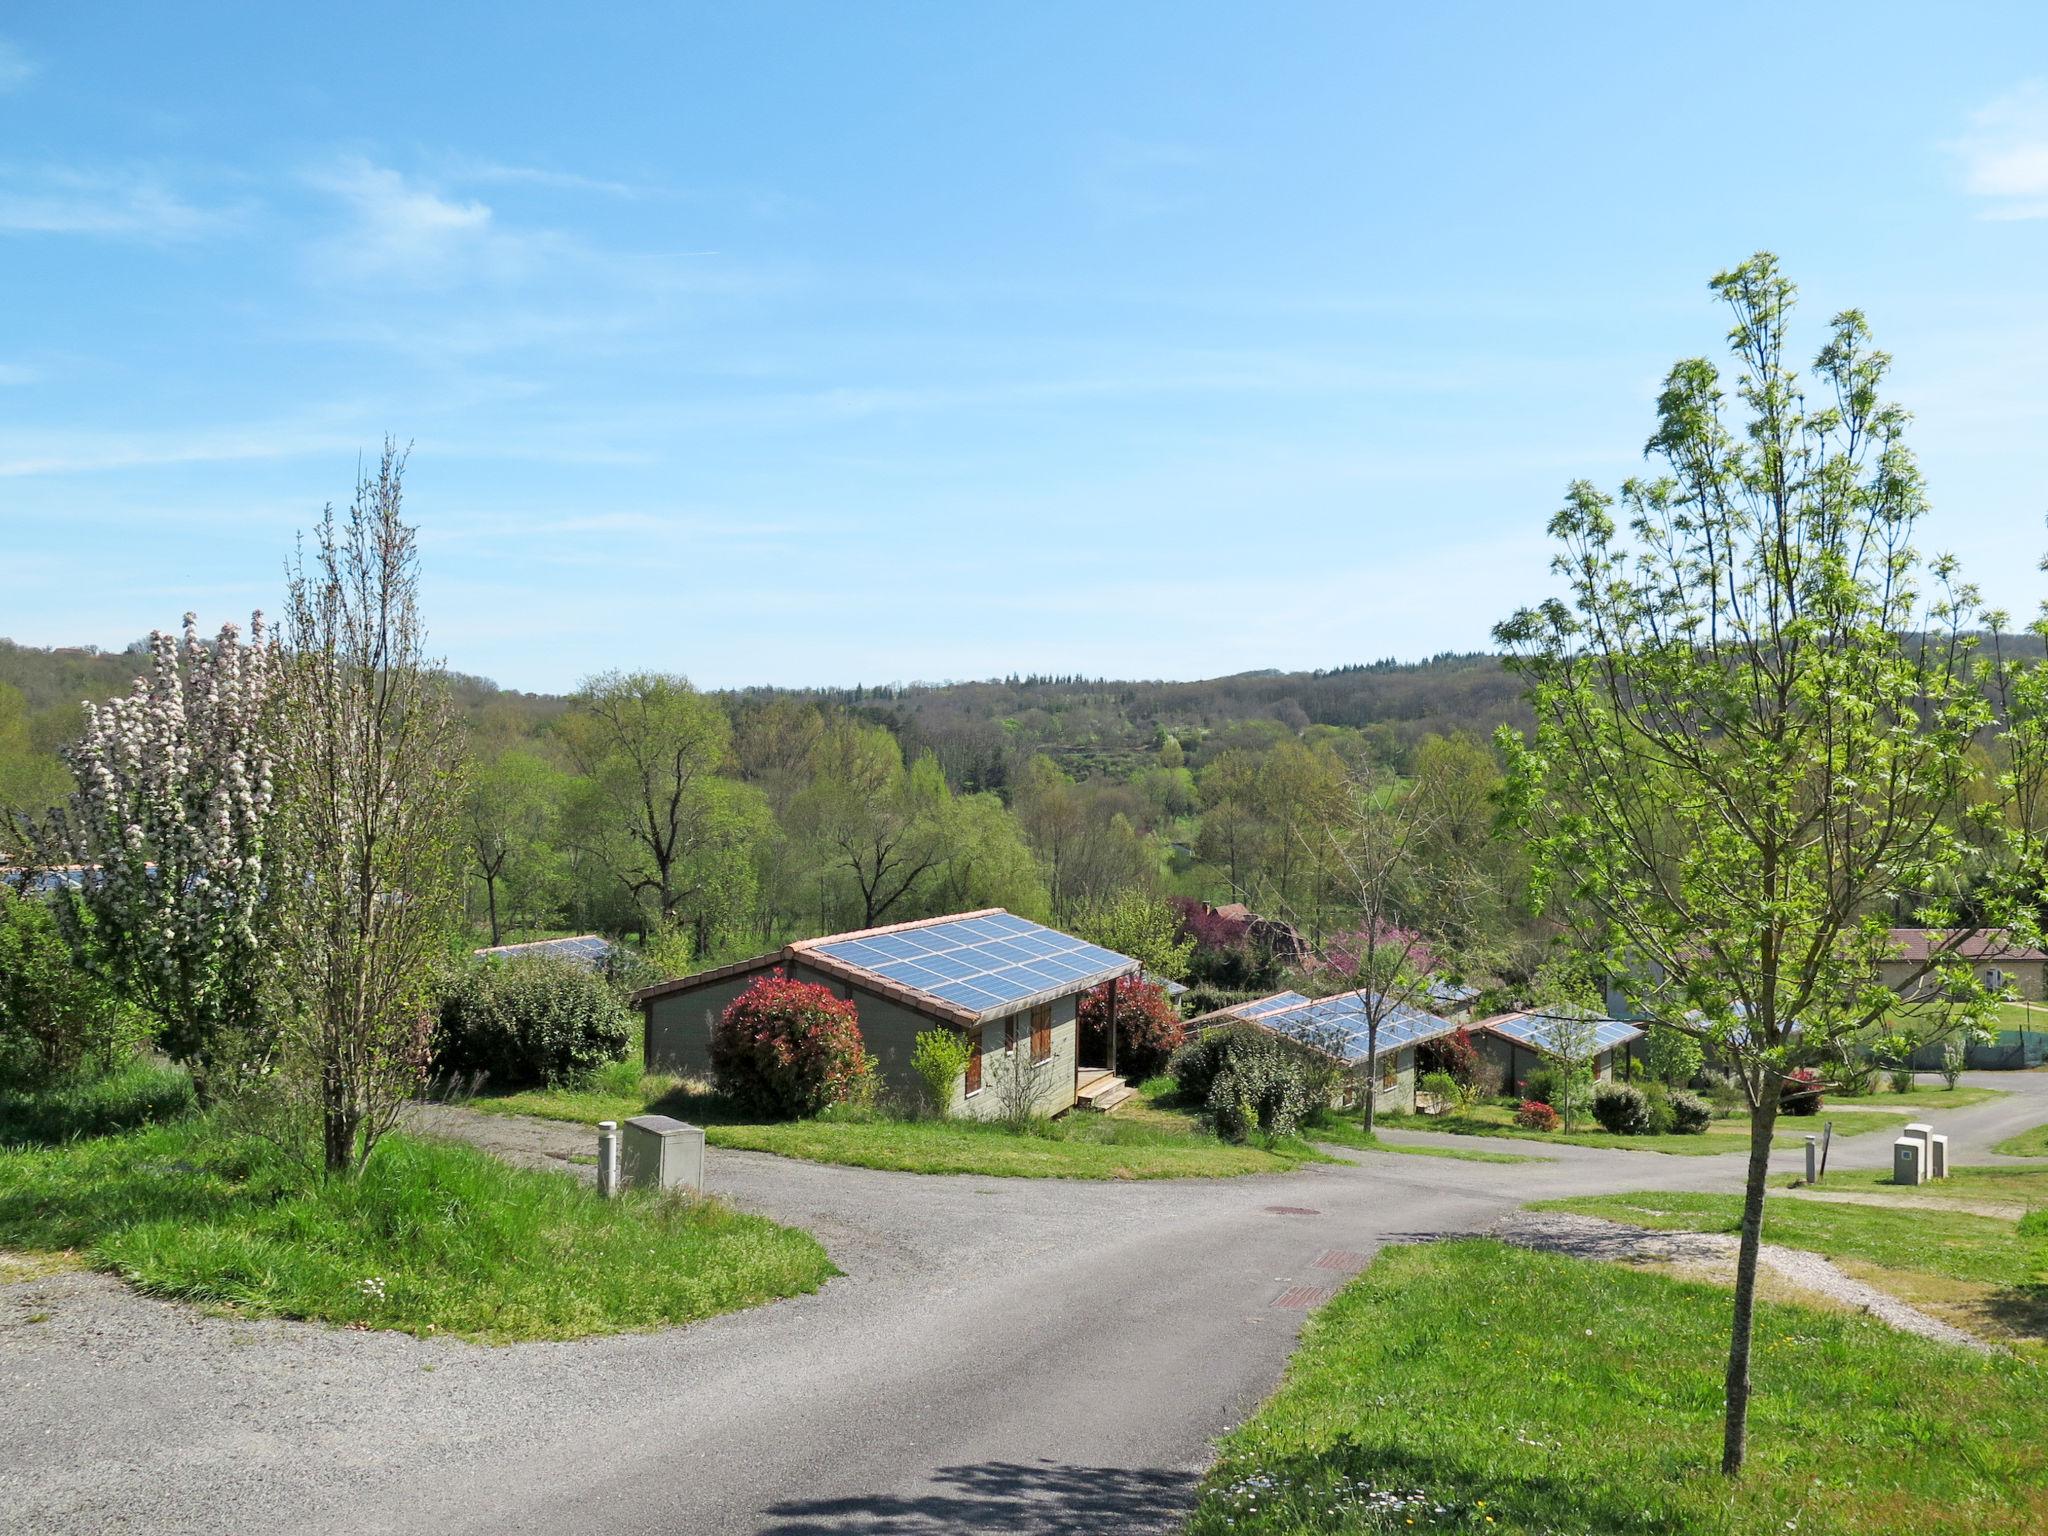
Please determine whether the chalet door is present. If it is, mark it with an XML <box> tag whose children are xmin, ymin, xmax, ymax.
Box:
<box><xmin>964</xmin><ymin>1028</ymin><xmax>983</xmax><ymax>1097</ymax></box>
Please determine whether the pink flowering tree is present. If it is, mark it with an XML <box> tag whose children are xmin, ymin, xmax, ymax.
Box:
<box><xmin>47</xmin><ymin>613</ymin><xmax>277</xmax><ymax>1099</ymax></box>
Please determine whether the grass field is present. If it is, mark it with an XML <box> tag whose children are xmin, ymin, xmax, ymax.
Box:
<box><xmin>1779</xmin><ymin>1164</ymin><xmax>2048</xmax><ymax>1209</ymax></box>
<box><xmin>1187</xmin><ymin>1241</ymin><xmax>2048</xmax><ymax>1535</ymax></box>
<box><xmin>0</xmin><ymin>1117</ymin><xmax>834</xmax><ymax>1341</ymax></box>
<box><xmin>1996</xmin><ymin>1121</ymin><xmax>2048</xmax><ymax>1158</ymax></box>
<box><xmin>1829</xmin><ymin>1080</ymin><xmax>2006</xmax><ymax>1110</ymax></box>
<box><xmin>1532</xmin><ymin>1188</ymin><xmax>2037</xmax><ymax>1286</ymax></box>
<box><xmin>1375</xmin><ymin>1101</ymin><xmax>1911</xmax><ymax>1156</ymax></box>
<box><xmin>0</xmin><ymin>1059</ymin><xmax>194</xmax><ymax>1147</ymax></box>
<box><xmin>474</xmin><ymin>1059</ymin><xmax>1331</xmax><ymax>1179</ymax></box>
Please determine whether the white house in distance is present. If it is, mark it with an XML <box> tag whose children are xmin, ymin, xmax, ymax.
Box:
<box><xmin>629</xmin><ymin>910</ymin><xmax>1143</xmax><ymax>1118</ymax></box>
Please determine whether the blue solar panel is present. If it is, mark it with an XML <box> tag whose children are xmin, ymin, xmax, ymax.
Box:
<box><xmin>806</xmin><ymin>913</ymin><xmax>1139</xmax><ymax>1018</ymax></box>
<box><xmin>1238</xmin><ymin>992</ymin><xmax>1311</xmax><ymax>1018</ymax></box>
<box><xmin>1486</xmin><ymin>1012</ymin><xmax>1643</xmax><ymax>1054</ymax></box>
<box><xmin>1248</xmin><ymin>990</ymin><xmax>1459</xmax><ymax>1064</ymax></box>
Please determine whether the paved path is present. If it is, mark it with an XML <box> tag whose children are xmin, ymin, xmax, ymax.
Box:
<box><xmin>3</xmin><ymin>1073</ymin><xmax>2042</xmax><ymax>1535</ymax></box>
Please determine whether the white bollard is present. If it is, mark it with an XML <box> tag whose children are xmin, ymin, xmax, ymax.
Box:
<box><xmin>1804</xmin><ymin>1134</ymin><xmax>1818</xmax><ymax>1183</ymax></box>
<box><xmin>597</xmin><ymin>1120</ymin><xmax>620</xmax><ymax>1198</ymax></box>
<box><xmin>1929</xmin><ymin>1133</ymin><xmax>1949</xmax><ymax>1179</ymax></box>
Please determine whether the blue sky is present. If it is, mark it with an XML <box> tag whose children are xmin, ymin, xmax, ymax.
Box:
<box><xmin>3</xmin><ymin>3</ymin><xmax>2045</xmax><ymax>692</ymax></box>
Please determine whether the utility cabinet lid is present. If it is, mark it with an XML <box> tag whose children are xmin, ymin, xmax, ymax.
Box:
<box><xmin>625</xmin><ymin>1114</ymin><xmax>690</xmax><ymax>1135</ymax></box>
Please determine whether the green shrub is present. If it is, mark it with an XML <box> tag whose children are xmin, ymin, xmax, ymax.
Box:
<box><xmin>1837</xmin><ymin>1058</ymin><xmax>1879</xmax><ymax>1096</ymax></box>
<box><xmin>1171</xmin><ymin>1024</ymin><xmax>1332</xmax><ymax>1141</ymax></box>
<box><xmin>910</xmin><ymin>1028</ymin><xmax>972</xmax><ymax>1116</ymax></box>
<box><xmin>434</xmin><ymin>955</ymin><xmax>633</xmax><ymax>1088</ymax></box>
<box><xmin>1591</xmin><ymin>1081</ymin><xmax>1652</xmax><ymax>1135</ymax></box>
<box><xmin>0</xmin><ymin>1058</ymin><xmax>194</xmax><ymax>1146</ymax></box>
<box><xmin>1700</xmin><ymin>1069</ymin><xmax>1745</xmax><ymax>1117</ymax></box>
<box><xmin>1641</xmin><ymin>1079</ymin><xmax>1676</xmax><ymax>1134</ymax></box>
<box><xmin>0</xmin><ymin>888</ymin><xmax>139</xmax><ymax>1088</ymax></box>
<box><xmin>1418</xmin><ymin>1069</ymin><xmax>1461</xmax><ymax>1113</ymax></box>
<box><xmin>1643</xmin><ymin>1023</ymin><xmax>1703</xmax><ymax>1087</ymax></box>
<box><xmin>1520</xmin><ymin>1064</ymin><xmax>1563</xmax><ymax>1106</ymax></box>
<box><xmin>1667</xmin><ymin>1088</ymin><xmax>1712</xmax><ymax>1134</ymax></box>
<box><xmin>1940</xmin><ymin>1037</ymin><xmax>1968</xmax><ymax>1089</ymax></box>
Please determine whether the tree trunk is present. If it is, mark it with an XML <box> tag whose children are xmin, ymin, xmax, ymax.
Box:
<box><xmin>1721</xmin><ymin>1074</ymin><xmax>1783</xmax><ymax>1475</ymax></box>
<box><xmin>322</xmin><ymin>1064</ymin><xmax>359</xmax><ymax>1176</ymax></box>
<box><xmin>485</xmin><ymin>875</ymin><xmax>501</xmax><ymax>946</ymax></box>
<box><xmin>1363</xmin><ymin>1023</ymin><xmax>1379</xmax><ymax>1136</ymax></box>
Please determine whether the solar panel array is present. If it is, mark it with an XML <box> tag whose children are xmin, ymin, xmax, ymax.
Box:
<box><xmin>476</xmin><ymin>934</ymin><xmax>614</xmax><ymax>969</ymax></box>
<box><xmin>1237</xmin><ymin>991</ymin><xmax>1311</xmax><ymax>1019</ymax></box>
<box><xmin>1251</xmin><ymin>991</ymin><xmax>1459</xmax><ymax>1063</ymax></box>
<box><xmin>1488</xmin><ymin>1011</ymin><xmax>1643</xmax><ymax>1053</ymax></box>
<box><xmin>806</xmin><ymin>912</ymin><xmax>1135</xmax><ymax>1018</ymax></box>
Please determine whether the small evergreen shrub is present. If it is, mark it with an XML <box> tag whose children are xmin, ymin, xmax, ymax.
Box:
<box><xmin>910</xmin><ymin>1027</ymin><xmax>973</xmax><ymax>1117</ymax></box>
<box><xmin>0</xmin><ymin>888</ymin><xmax>139</xmax><ymax>1088</ymax></box>
<box><xmin>1780</xmin><ymin>1067</ymin><xmax>1824</xmax><ymax>1115</ymax></box>
<box><xmin>1520</xmin><ymin>1065</ymin><xmax>1562</xmax><ymax>1107</ymax></box>
<box><xmin>1591</xmin><ymin>1081</ymin><xmax>1652</xmax><ymax>1135</ymax></box>
<box><xmin>712</xmin><ymin>970</ymin><xmax>877</xmax><ymax>1118</ymax></box>
<box><xmin>1418</xmin><ymin>1069</ymin><xmax>1462</xmax><ymax>1114</ymax></box>
<box><xmin>1078</xmin><ymin>977</ymin><xmax>1185</xmax><ymax>1080</ymax></box>
<box><xmin>435</xmin><ymin>955</ymin><xmax>633</xmax><ymax>1088</ymax></box>
<box><xmin>1169</xmin><ymin>1024</ymin><xmax>1332</xmax><ymax>1141</ymax></box>
<box><xmin>1667</xmin><ymin>1088</ymin><xmax>1712</xmax><ymax>1134</ymax></box>
<box><xmin>1514</xmin><ymin>1098</ymin><xmax>1560</xmax><ymax>1132</ymax></box>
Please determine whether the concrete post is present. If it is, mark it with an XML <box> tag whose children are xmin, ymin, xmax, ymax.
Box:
<box><xmin>1804</xmin><ymin>1134</ymin><xmax>1818</xmax><ymax>1184</ymax></box>
<box><xmin>1929</xmin><ymin>1132</ymin><xmax>1950</xmax><ymax>1179</ymax></box>
<box><xmin>1891</xmin><ymin>1136</ymin><xmax>1925</xmax><ymax>1187</ymax></box>
<box><xmin>596</xmin><ymin>1121</ymin><xmax>619</xmax><ymax>1198</ymax></box>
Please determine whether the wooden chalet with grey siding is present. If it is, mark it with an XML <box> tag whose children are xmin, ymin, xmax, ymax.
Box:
<box><xmin>629</xmin><ymin>909</ymin><xmax>1143</xmax><ymax>1119</ymax></box>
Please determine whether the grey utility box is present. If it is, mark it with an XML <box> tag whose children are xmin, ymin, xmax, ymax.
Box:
<box><xmin>621</xmin><ymin>1115</ymin><xmax>705</xmax><ymax>1194</ymax></box>
<box><xmin>1892</xmin><ymin>1136</ymin><xmax>1925</xmax><ymax>1187</ymax></box>
<box><xmin>1929</xmin><ymin>1132</ymin><xmax>1950</xmax><ymax>1179</ymax></box>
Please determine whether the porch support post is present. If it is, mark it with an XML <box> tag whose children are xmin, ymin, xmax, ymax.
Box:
<box><xmin>1106</xmin><ymin>973</ymin><xmax>1119</xmax><ymax>1077</ymax></box>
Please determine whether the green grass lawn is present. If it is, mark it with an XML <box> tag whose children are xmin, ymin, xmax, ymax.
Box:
<box><xmin>1187</xmin><ymin>1240</ymin><xmax>2048</xmax><ymax>1536</ymax></box>
<box><xmin>1532</xmin><ymin>1188</ymin><xmax>2037</xmax><ymax>1287</ymax></box>
<box><xmin>1303</xmin><ymin>1115</ymin><xmax>1547</xmax><ymax>1164</ymax></box>
<box><xmin>0</xmin><ymin>1117</ymin><xmax>835</xmax><ymax>1341</ymax></box>
<box><xmin>0</xmin><ymin>1058</ymin><xmax>194</xmax><ymax>1147</ymax></box>
<box><xmin>1829</xmin><ymin>1081</ymin><xmax>2007</xmax><ymax>1110</ymax></box>
<box><xmin>473</xmin><ymin>1059</ymin><xmax>1330</xmax><ymax>1180</ymax></box>
<box><xmin>1375</xmin><ymin>1101</ymin><xmax>1910</xmax><ymax>1156</ymax></box>
<box><xmin>1996</xmin><ymin>1120</ymin><xmax>2048</xmax><ymax>1158</ymax></box>
<box><xmin>1778</xmin><ymin>1164</ymin><xmax>2048</xmax><ymax>1209</ymax></box>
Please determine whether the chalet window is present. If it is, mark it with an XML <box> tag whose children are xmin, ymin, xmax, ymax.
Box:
<box><xmin>1005</xmin><ymin>1018</ymin><xmax>1017</xmax><ymax>1055</ymax></box>
<box><xmin>964</xmin><ymin>1028</ymin><xmax>984</xmax><ymax>1096</ymax></box>
<box><xmin>1030</xmin><ymin>1004</ymin><xmax>1053</xmax><ymax>1063</ymax></box>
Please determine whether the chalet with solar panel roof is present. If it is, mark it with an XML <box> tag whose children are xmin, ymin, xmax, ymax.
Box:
<box><xmin>472</xmin><ymin>934</ymin><xmax>615</xmax><ymax>969</ymax></box>
<box><xmin>629</xmin><ymin>909</ymin><xmax>1145</xmax><ymax>1118</ymax></box>
<box><xmin>1469</xmin><ymin>1008</ymin><xmax>1645</xmax><ymax>1093</ymax></box>
<box><xmin>1181</xmin><ymin>987</ymin><xmax>1464</xmax><ymax>1115</ymax></box>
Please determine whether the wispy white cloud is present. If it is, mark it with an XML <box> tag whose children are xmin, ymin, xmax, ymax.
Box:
<box><xmin>438</xmin><ymin>156</ymin><xmax>650</xmax><ymax>199</ymax></box>
<box><xmin>1948</xmin><ymin>82</ymin><xmax>2048</xmax><ymax>220</ymax></box>
<box><xmin>0</xmin><ymin>164</ymin><xmax>238</xmax><ymax>239</ymax></box>
<box><xmin>301</xmin><ymin>156</ymin><xmax>523</xmax><ymax>283</ymax></box>
<box><xmin>0</xmin><ymin>38</ymin><xmax>34</xmax><ymax>93</ymax></box>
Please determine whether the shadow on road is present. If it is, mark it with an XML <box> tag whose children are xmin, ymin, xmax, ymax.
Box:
<box><xmin>758</xmin><ymin>1458</ymin><xmax>1198</xmax><ymax>1535</ymax></box>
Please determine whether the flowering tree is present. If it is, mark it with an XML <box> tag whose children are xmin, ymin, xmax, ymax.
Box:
<box><xmin>272</xmin><ymin>444</ymin><xmax>465</xmax><ymax>1176</ymax></box>
<box><xmin>46</xmin><ymin>612</ymin><xmax>276</xmax><ymax>1099</ymax></box>
<box><xmin>1077</xmin><ymin>976</ymin><xmax>1183</xmax><ymax>1079</ymax></box>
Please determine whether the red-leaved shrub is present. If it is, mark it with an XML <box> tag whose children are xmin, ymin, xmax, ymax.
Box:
<box><xmin>712</xmin><ymin>971</ymin><xmax>876</xmax><ymax>1118</ymax></box>
<box><xmin>1514</xmin><ymin>1098</ymin><xmax>1561</xmax><ymax>1132</ymax></box>
<box><xmin>1417</xmin><ymin>1026</ymin><xmax>1479</xmax><ymax>1084</ymax></box>
<box><xmin>1780</xmin><ymin>1067</ymin><xmax>1823</xmax><ymax>1116</ymax></box>
<box><xmin>1077</xmin><ymin>977</ymin><xmax>1185</xmax><ymax>1080</ymax></box>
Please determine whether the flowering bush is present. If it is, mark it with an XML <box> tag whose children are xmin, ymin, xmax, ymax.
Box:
<box><xmin>1514</xmin><ymin>1098</ymin><xmax>1560</xmax><ymax>1132</ymax></box>
<box><xmin>1077</xmin><ymin>977</ymin><xmax>1184</xmax><ymax>1080</ymax></box>
<box><xmin>712</xmin><ymin>971</ymin><xmax>876</xmax><ymax>1118</ymax></box>
<box><xmin>1780</xmin><ymin>1067</ymin><xmax>1824</xmax><ymax>1115</ymax></box>
<box><xmin>1667</xmin><ymin>1088</ymin><xmax>1712</xmax><ymax>1134</ymax></box>
<box><xmin>1416</xmin><ymin>1026</ymin><xmax>1479</xmax><ymax>1084</ymax></box>
<box><xmin>1167</xmin><ymin>1023</ymin><xmax>1335</xmax><ymax>1140</ymax></box>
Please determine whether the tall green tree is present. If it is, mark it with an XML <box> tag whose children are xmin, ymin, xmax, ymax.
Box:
<box><xmin>561</xmin><ymin>671</ymin><xmax>739</xmax><ymax>933</ymax></box>
<box><xmin>465</xmin><ymin>747</ymin><xmax>570</xmax><ymax>944</ymax></box>
<box><xmin>792</xmin><ymin>720</ymin><xmax>950</xmax><ymax>928</ymax></box>
<box><xmin>1494</xmin><ymin>254</ymin><xmax>2039</xmax><ymax>1475</ymax></box>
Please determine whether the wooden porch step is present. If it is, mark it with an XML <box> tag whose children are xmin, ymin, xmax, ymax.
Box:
<box><xmin>1075</xmin><ymin>1070</ymin><xmax>1133</xmax><ymax>1112</ymax></box>
<box><xmin>1088</xmin><ymin>1082</ymin><xmax>1137</xmax><ymax>1113</ymax></box>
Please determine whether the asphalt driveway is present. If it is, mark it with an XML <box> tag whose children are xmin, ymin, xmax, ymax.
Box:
<box><xmin>3</xmin><ymin>1073</ymin><xmax>2041</xmax><ymax>1535</ymax></box>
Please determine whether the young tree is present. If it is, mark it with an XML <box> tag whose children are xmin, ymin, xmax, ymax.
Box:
<box><xmin>465</xmin><ymin>748</ymin><xmax>568</xmax><ymax>944</ymax></box>
<box><xmin>43</xmin><ymin>613</ymin><xmax>277</xmax><ymax>1100</ymax></box>
<box><xmin>273</xmin><ymin>446</ymin><xmax>466</xmax><ymax>1175</ymax></box>
<box><xmin>1494</xmin><ymin>254</ymin><xmax>2036</xmax><ymax>1474</ymax></box>
<box><xmin>1072</xmin><ymin>888</ymin><xmax>1195</xmax><ymax>982</ymax></box>
<box><xmin>791</xmin><ymin>720</ymin><xmax>950</xmax><ymax>928</ymax></box>
<box><xmin>1316</xmin><ymin>766</ymin><xmax>1467</xmax><ymax>1135</ymax></box>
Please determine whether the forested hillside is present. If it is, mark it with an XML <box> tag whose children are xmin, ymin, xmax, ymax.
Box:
<box><xmin>1</xmin><ymin>634</ymin><xmax>1535</xmax><ymax>970</ymax></box>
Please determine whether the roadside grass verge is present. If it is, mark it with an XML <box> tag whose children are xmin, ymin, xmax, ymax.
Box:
<box><xmin>1996</xmin><ymin>1120</ymin><xmax>2048</xmax><ymax>1158</ymax></box>
<box><xmin>1829</xmin><ymin>1080</ymin><xmax>2006</xmax><ymax>1110</ymax></box>
<box><xmin>0</xmin><ymin>1118</ymin><xmax>834</xmax><ymax>1340</ymax></box>
<box><xmin>1304</xmin><ymin>1116</ymin><xmax>1546</xmax><ymax>1164</ymax></box>
<box><xmin>1777</xmin><ymin>1164</ymin><xmax>2048</xmax><ymax>1210</ymax></box>
<box><xmin>1530</xmin><ymin>1188</ymin><xmax>2037</xmax><ymax>1287</ymax></box>
<box><xmin>472</xmin><ymin>1058</ymin><xmax>1331</xmax><ymax>1179</ymax></box>
<box><xmin>1187</xmin><ymin>1240</ymin><xmax>2048</xmax><ymax>1536</ymax></box>
<box><xmin>1376</xmin><ymin>1102</ymin><xmax>1911</xmax><ymax>1155</ymax></box>
<box><xmin>0</xmin><ymin>1059</ymin><xmax>194</xmax><ymax>1147</ymax></box>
